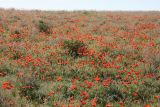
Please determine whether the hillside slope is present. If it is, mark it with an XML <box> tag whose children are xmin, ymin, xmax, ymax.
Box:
<box><xmin>0</xmin><ymin>9</ymin><xmax>160</xmax><ymax>107</ymax></box>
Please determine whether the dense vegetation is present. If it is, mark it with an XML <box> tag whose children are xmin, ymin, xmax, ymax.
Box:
<box><xmin>0</xmin><ymin>9</ymin><xmax>160</xmax><ymax>107</ymax></box>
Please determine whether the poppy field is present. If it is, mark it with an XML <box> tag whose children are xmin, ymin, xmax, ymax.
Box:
<box><xmin>0</xmin><ymin>9</ymin><xmax>160</xmax><ymax>107</ymax></box>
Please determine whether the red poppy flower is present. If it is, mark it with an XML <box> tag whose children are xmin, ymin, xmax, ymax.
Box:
<box><xmin>144</xmin><ymin>105</ymin><xmax>150</xmax><ymax>107</ymax></box>
<box><xmin>2</xmin><ymin>81</ymin><xmax>13</xmax><ymax>90</ymax></box>
<box><xmin>94</xmin><ymin>76</ymin><xmax>100</xmax><ymax>81</ymax></box>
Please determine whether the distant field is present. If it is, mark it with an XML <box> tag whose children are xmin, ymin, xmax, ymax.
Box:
<box><xmin>0</xmin><ymin>9</ymin><xmax>160</xmax><ymax>107</ymax></box>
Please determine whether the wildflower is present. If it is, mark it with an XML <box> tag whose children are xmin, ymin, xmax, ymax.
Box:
<box><xmin>106</xmin><ymin>103</ymin><xmax>112</xmax><ymax>107</ymax></box>
<box><xmin>91</xmin><ymin>98</ymin><xmax>96</xmax><ymax>106</ymax></box>
<box><xmin>85</xmin><ymin>81</ymin><xmax>93</xmax><ymax>89</ymax></box>
<box><xmin>134</xmin><ymin>63</ymin><xmax>139</xmax><ymax>67</ymax></box>
<box><xmin>116</xmin><ymin>75</ymin><xmax>120</xmax><ymax>79</ymax></box>
<box><xmin>94</xmin><ymin>76</ymin><xmax>100</xmax><ymax>81</ymax></box>
<box><xmin>80</xmin><ymin>91</ymin><xmax>88</xmax><ymax>100</ymax></box>
<box><xmin>144</xmin><ymin>105</ymin><xmax>150</xmax><ymax>107</ymax></box>
<box><xmin>2</xmin><ymin>81</ymin><xmax>13</xmax><ymax>90</ymax></box>
<box><xmin>132</xmin><ymin>92</ymin><xmax>138</xmax><ymax>97</ymax></box>
<box><xmin>57</xmin><ymin>76</ymin><xmax>62</xmax><ymax>81</ymax></box>
<box><xmin>69</xmin><ymin>96</ymin><xmax>74</xmax><ymax>102</ymax></box>
<box><xmin>149</xmin><ymin>41</ymin><xmax>155</xmax><ymax>46</ymax></box>
<box><xmin>71</xmin><ymin>79</ymin><xmax>76</xmax><ymax>83</ymax></box>
<box><xmin>102</xmin><ymin>78</ymin><xmax>112</xmax><ymax>87</ymax></box>
<box><xmin>0</xmin><ymin>27</ymin><xmax>4</xmax><ymax>33</ymax></box>
<box><xmin>154</xmin><ymin>95</ymin><xmax>159</xmax><ymax>99</ymax></box>
<box><xmin>69</xmin><ymin>84</ymin><xmax>77</xmax><ymax>90</ymax></box>
<box><xmin>80</xmin><ymin>100</ymin><xmax>87</xmax><ymax>105</ymax></box>
<box><xmin>119</xmin><ymin>101</ymin><xmax>124</xmax><ymax>105</ymax></box>
<box><xmin>48</xmin><ymin>90</ymin><xmax>55</xmax><ymax>96</ymax></box>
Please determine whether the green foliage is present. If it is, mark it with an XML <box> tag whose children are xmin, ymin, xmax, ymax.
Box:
<box><xmin>10</xmin><ymin>29</ymin><xmax>22</xmax><ymax>42</ymax></box>
<box><xmin>13</xmin><ymin>30</ymin><xmax>20</xmax><ymax>35</ymax></box>
<box><xmin>0</xmin><ymin>64</ymin><xmax>13</xmax><ymax>75</ymax></box>
<box><xmin>8</xmin><ymin>47</ymin><xmax>26</xmax><ymax>60</ymax></box>
<box><xmin>11</xmin><ymin>51</ymin><xmax>22</xmax><ymax>60</ymax></box>
<box><xmin>95</xmin><ymin>84</ymin><xmax>124</xmax><ymax>106</ymax></box>
<box><xmin>137</xmin><ymin>79</ymin><xmax>160</xmax><ymax>102</ymax></box>
<box><xmin>83</xmin><ymin>11</ymin><xmax>90</xmax><ymax>15</ymax></box>
<box><xmin>38</xmin><ymin>20</ymin><xmax>49</xmax><ymax>33</ymax></box>
<box><xmin>19</xmin><ymin>77</ymin><xmax>46</xmax><ymax>104</ymax></box>
<box><xmin>63</xmin><ymin>89</ymin><xmax>78</xmax><ymax>99</ymax></box>
<box><xmin>144</xmin><ymin>56</ymin><xmax>160</xmax><ymax>74</ymax></box>
<box><xmin>110</xmin><ymin>49</ymin><xmax>126</xmax><ymax>58</ymax></box>
<box><xmin>63</xmin><ymin>40</ymin><xmax>86</xmax><ymax>58</ymax></box>
<box><xmin>9</xmin><ymin>16</ymin><xmax>21</xmax><ymax>23</ymax></box>
<box><xmin>105</xmin><ymin>84</ymin><xmax>124</xmax><ymax>102</ymax></box>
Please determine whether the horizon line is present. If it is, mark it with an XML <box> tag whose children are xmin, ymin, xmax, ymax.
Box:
<box><xmin>1</xmin><ymin>7</ymin><xmax>160</xmax><ymax>12</ymax></box>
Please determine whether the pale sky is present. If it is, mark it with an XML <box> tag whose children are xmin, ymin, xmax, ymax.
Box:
<box><xmin>0</xmin><ymin>0</ymin><xmax>160</xmax><ymax>11</ymax></box>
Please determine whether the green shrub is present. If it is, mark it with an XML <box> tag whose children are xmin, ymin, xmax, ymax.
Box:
<box><xmin>13</xmin><ymin>30</ymin><xmax>20</xmax><ymax>34</ymax></box>
<box><xmin>19</xmin><ymin>77</ymin><xmax>46</xmax><ymax>104</ymax></box>
<box><xmin>0</xmin><ymin>64</ymin><xmax>13</xmax><ymax>76</ymax></box>
<box><xmin>137</xmin><ymin>79</ymin><xmax>160</xmax><ymax>102</ymax></box>
<box><xmin>95</xmin><ymin>84</ymin><xmax>124</xmax><ymax>106</ymax></box>
<box><xmin>11</xmin><ymin>50</ymin><xmax>22</xmax><ymax>60</ymax></box>
<box><xmin>83</xmin><ymin>11</ymin><xmax>90</xmax><ymax>15</ymax></box>
<box><xmin>63</xmin><ymin>40</ymin><xmax>86</xmax><ymax>58</ymax></box>
<box><xmin>10</xmin><ymin>29</ymin><xmax>22</xmax><ymax>42</ymax></box>
<box><xmin>38</xmin><ymin>20</ymin><xmax>49</xmax><ymax>33</ymax></box>
<box><xmin>63</xmin><ymin>89</ymin><xmax>78</xmax><ymax>99</ymax></box>
<box><xmin>105</xmin><ymin>84</ymin><xmax>124</xmax><ymax>102</ymax></box>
